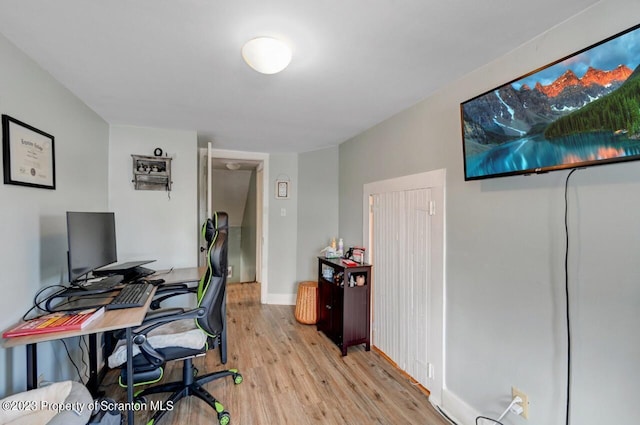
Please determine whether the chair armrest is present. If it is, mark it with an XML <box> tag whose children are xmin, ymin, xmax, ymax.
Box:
<box><xmin>154</xmin><ymin>283</ymin><xmax>194</xmax><ymax>294</ymax></box>
<box><xmin>149</xmin><ymin>285</ymin><xmax>197</xmax><ymax>310</ymax></box>
<box><xmin>134</xmin><ymin>307</ymin><xmax>205</xmax><ymax>335</ymax></box>
<box><xmin>144</xmin><ymin>307</ymin><xmax>185</xmax><ymax>321</ymax></box>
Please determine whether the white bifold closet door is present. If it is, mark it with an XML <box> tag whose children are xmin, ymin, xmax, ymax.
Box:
<box><xmin>372</xmin><ymin>188</ymin><xmax>432</xmax><ymax>386</ymax></box>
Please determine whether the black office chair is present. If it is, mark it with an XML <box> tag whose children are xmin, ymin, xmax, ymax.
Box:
<box><xmin>150</xmin><ymin>213</ymin><xmax>221</xmax><ymax>307</ymax></box>
<box><xmin>150</xmin><ymin>212</ymin><xmax>229</xmax><ymax>362</ymax></box>
<box><xmin>107</xmin><ymin>212</ymin><xmax>241</xmax><ymax>425</ymax></box>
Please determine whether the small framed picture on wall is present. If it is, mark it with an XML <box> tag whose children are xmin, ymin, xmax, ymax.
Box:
<box><xmin>275</xmin><ymin>179</ymin><xmax>289</xmax><ymax>199</ymax></box>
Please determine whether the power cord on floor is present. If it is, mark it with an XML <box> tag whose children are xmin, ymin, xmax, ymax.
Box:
<box><xmin>475</xmin><ymin>395</ymin><xmax>522</xmax><ymax>425</ymax></box>
<box><xmin>476</xmin><ymin>416</ymin><xmax>504</xmax><ymax>425</ymax></box>
<box><xmin>435</xmin><ymin>405</ymin><xmax>459</xmax><ymax>425</ymax></box>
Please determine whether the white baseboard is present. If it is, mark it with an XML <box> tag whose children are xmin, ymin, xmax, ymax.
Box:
<box><xmin>435</xmin><ymin>388</ymin><xmax>481</xmax><ymax>425</ymax></box>
<box><xmin>266</xmin><ymin>293</ymin><xmax>296</xmax><ymax>305</ymax></box>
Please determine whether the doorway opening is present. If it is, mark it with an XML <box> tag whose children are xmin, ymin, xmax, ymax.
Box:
<box><xmin>198</xmin><ymin>147</ymin><xmax>270</xmax><ymax>303</ymax></box>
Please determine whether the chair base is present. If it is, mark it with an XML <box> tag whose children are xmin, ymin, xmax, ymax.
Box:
<box><xmin>134</xmin><ymin>357</ymin><xmax>242</xmax><ymax>425</ymax></box>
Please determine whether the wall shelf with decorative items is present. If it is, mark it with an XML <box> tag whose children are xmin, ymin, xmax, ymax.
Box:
<box><xmin>131</xmin><ymin>154</ymin><xmax>172</xmax><ymax>191</ymax></box>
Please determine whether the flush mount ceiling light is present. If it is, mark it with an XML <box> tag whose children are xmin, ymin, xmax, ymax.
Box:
<box><xmin>225</xmin><ymin>162</ymin><xmax>241</xmax><ymax>170</ymax></box>
<box><xmin>242</xmin><ymin>37</ymin><xmax>292</xmax><ymax>74</ymax></box>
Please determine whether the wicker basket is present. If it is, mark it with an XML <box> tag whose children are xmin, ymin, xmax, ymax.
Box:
<box><xmin>295</xmin><ymin>281</ymin><xmax>318</xmax><ymax>325</ymax></box>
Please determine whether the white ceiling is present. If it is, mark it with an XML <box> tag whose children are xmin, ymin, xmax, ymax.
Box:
<box><xmin>0</xmin><ymin>0</ymin><xmax>598</xmax><ymax>153</ymax></box>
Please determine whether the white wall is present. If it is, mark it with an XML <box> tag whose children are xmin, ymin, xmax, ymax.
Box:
<box><xmin>0</xmin><ymin>33</ymin><xmax>109</xmax><ymax>397</ymax></box>
<box><xmin>108</xmin><ymin>125</ymin><xmax>198</xmax><ymax>270</ymax></box>
<box><xmin>339</xmin><ymin>0</ymin><xmax>640</xmax><ymax>424</ymax></box>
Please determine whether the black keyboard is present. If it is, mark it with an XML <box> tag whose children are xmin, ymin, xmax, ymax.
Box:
<box><xmin>106</xmin><ymin>283</ymin><xmax>153</xmax><ymax>310</ymax></box>
<box><xmin>81</xmin><ymin>274</ymin><xmax>124</xmax><ymax>291</ymax></box>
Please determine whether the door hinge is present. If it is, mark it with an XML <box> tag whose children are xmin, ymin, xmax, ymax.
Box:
<box><xmin>429</xmin><ymin>201</ymin><xmax>436</xmax><ymax>216</ymax></box>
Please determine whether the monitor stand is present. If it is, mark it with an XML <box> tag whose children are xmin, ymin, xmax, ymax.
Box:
<box><xmin>122</xmin><ymin>265</ymin><xmax>156</xmax><ymax>283</ymax></box>
<box><xmin>93</xmin><ymin>260</ymin><xmax>156</xmax><ymax>282</ymax></box>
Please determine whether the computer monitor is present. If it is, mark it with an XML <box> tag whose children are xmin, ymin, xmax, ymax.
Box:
<box><xmin>66</xmin><ymin>211</ymin><xmax>117</xmax><ymax>283</ymax></box>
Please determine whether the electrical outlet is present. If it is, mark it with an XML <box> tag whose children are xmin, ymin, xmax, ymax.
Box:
<box><xmin>37</xmin><ymin>374</ymin><xmax>45</xmax><ymax>387</ymax></box>
<box><xmin>512</xmin><ymin>387</ymin><xmax>529</xmax><ymax>419</ymax></box>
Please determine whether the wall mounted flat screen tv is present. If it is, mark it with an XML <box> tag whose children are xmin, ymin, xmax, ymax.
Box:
<box><xmin>461</xmin><ymin>23</ymin><xmax>640</xmax><ymax>180</ymax></box>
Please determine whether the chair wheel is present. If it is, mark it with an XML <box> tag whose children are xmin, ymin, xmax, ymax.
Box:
<box><xmin>233</xmin><ymin>373</ymin><xmax>243</xmax><ymax>385</ymax></box>
<box><xmin>218</xmin><ymin>411</ymin><xmax>231</xmax><ymax>425</ymax></box>
<box><xmin>133</xmin><ymin>396</ymin><xmax>147</xmax><ymax>408</ymax></box>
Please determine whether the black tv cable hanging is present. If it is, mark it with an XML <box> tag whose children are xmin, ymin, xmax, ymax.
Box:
<box><xmin>563</xmin><ymin>167</ymin><xmax>582</xmax><ymax>425</ymax></box>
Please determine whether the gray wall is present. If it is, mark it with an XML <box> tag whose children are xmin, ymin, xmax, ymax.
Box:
<box><xmin>241</xmin><ymin>170</ymin><xmax>257</xmax><ymax>282</ymax></box>
<box><xmin>227</xmin><ymin>226</ymin><xmax>242</xmax><ymax>283</ymax></box>
<box><xmin>211</xmin><ymin>168</ymin><xmax>252</xmax><ymax>227</ymax></box>
<box><xmin>296</xmin><ymin>147</ymin><xmax>339</xmax><ymax>281</ymax></box>
<box><xmin>267</xmin><ymin>153</ymin><xmax>299</xmax><ymax>299</ymax></box>
<box><xmin>108</xmin><ymin>125</ymin><xmax>199</xmax><ymax>270</ymax></box>
<box><xmin>339</xmin><ymin>0</ymin><xmax>640</xmax><ymax>423</ymax></box>
<box><xmin>264</xmin><ymin>147</ymin><xmax>340</xmax><ymax>300</ymax></box>
<box><xmin>0</xmin><ymin>32</ymin><xmax>110</xmax><ymax>397</ymax></box>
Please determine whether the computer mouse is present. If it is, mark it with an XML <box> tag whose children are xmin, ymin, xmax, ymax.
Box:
<box><xmin>146</xmin><ymin>278</ymin><xmax>165</xmax><ymax>286</ymax></box>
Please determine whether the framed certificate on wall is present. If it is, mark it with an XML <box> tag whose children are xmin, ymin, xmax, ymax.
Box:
<box><xmin>2</xmin><ymin>115</ymin><xmax>56</xmax><ymax>190</ymax></box>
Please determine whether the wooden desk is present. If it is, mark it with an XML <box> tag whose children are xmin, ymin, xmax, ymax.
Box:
<box><xmin>154</xmin><ymin>266</ymin><xmax>203</xmax><ymax>286</ymax></box>
<box><xmin>2</xmin><ymin>287</ymin><xmax>156</xmax><ymax>425</ymax></box>
<box><xmin>2</xmin><ymin>298</ymin><xmax>153</xmax><ymax>348</ymax></box>
<box><xmin>1</xmin><ymin>267</ymin><xmax>202</xmax><ymax>425</ymax></box>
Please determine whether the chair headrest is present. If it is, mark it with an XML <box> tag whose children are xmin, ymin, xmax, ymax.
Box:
<box><xmin>201</xmin><ymin>218</ymin><xmax>216</xmax><ymax>245</ymax></box>
<box><xmin>213</xmin><ymin>211</ymin><xmax>228</xmax><ymax>233</ymax></box>
<box><xmin>201</xmin><ymin>212</ymin><xmax>228</xmax><ymax>246</ymax></box>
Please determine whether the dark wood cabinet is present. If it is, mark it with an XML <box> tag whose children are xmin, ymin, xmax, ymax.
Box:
<box><xmin>317</xmin><ymin>257</ymin><xmax>371</xmax><ymax>356</ymax></box>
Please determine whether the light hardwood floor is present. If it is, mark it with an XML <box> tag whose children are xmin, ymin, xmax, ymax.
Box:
<box><xmin>102</xmin><ymin>282</ymin><xmax>451</xmax><ymax>425</ymax></box>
